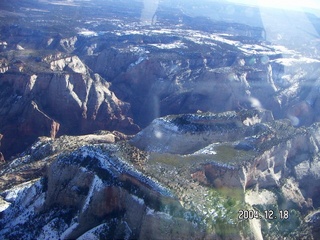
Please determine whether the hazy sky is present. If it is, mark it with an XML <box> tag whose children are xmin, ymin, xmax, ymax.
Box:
<box><xmin>225</xmin><ymin>0</ymin><xmax>320</xmax><ymax>41</ymax></box>
<box><xmin>228</xmin><ymin>0</ymin><xmax>320</xmax><ymax>13</ymax></box>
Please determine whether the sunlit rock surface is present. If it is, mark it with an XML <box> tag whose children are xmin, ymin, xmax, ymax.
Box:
<box><xmin>0</xmin><ymin>55</ymin><xmax>139</xmax><ymax>159</ymax></box>
<box><xmin>0</xmin><ymin>0</ymin><xmax>320</xmax><ymax>239</ymax></box>
<box><xmin>1</xmin><ymin>110</ymin><xmax>320</xmax><ymax>239</ymax></box>
<box><xmin>0</xmin><ymin>135</ymin><xmax>207</xmax><ymax>239</ymax></box>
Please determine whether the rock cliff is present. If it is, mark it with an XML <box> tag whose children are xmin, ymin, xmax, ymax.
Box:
<box><xmin>0</xmin><ymin>133</ymin><xmax>208</xmax><ymax>239</ymax></box>
<box><xmin>0</xmin><ymin>54</ymin><xmax>139</xmax><ymax>159</ymax></box>
<box><xmin>1</xmin><ymin>110</ymin><xmax>320</xmax><ymax>239</ymax></box>
<box><xmin>1</xmin><ymin>0</ymin><xmax>320</xmax><ymax>160</ymax></box>
<box><xmin>131</xmin><ymin>110</ymin><xmax>320</xmax><ymax>239</ymax></box>
<box><xmin>1</xmin><ymin>0</ymin><xmax>320</xmax><ymax>239</ymax></box>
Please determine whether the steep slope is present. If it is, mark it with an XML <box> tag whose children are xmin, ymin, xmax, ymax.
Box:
<box><xmin>0</xmin><ymin>134</ymin><xmax>208</xmax><ymax>239</ymax></box>
<box><xmin>1</xmin><ymin>0</ymin><xmax>320</xmax><ymax>160</ymax></box>
<box><xmin>131</xmin><ymin>110</ymin><xmax>320</xmax><ymax>239</ymax></box>
<box><xmin>73</xmin><ymin>21</ymin><xmax>320</xmax><ymax>128</ymax></box>
<box><xmin>0</xmin><ymin>0</ymin><xmax>320</xmax><ymax>239</ymax></box>
<box><xmin>0</xmin><ymin>54</ymin><xmax>139</xmax><ymax>159</ymax></box>
<box><xmin>1</xmin><ymin>110</ymin><xmax>320</xmax><ymax>239</ymax></box>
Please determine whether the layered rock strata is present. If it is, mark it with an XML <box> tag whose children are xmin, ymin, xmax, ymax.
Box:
<box><xmin>1</xmin><ymin>110</ymin><xmax>320</xmax><ymax>239</ymax></box>
<box><xmin>0</xmin><ymin>55</ymin><xmax>139</xmax><ymax>159</ymax></box>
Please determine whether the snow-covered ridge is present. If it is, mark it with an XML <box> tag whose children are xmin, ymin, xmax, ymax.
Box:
<box><xmin>1</xmin><ymin>179</ymin><xmax>39</xmax><ymax>203</ymax></box>
<box><xmin>271</xmin><ymin>57</ymin><xmax>320</xmax><ymax>66</ymax></box>
<box><xmin>0</xmin><ymin>140</ymin><xmax>180</xmax><ymax>239</ymax></box>
<box><xmin>111</xmin><ymin>27</ymin><xmax>293</xmax><ymax>57</ymax></box>
<box><xmin>58</xmin><ymin>144</ymin><xmax>173</xmax><ymax>197</ymax></box>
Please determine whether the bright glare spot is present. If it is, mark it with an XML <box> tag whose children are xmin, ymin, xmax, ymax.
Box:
<box><xmin>277</xmin><ymin>34</ymin><xmax>283</xmax><ymax>41</ymax></box>
<box><xmin>246</xmin><ymin>57</ymin><xmax>256</xmax><ymax>65</ymax></box>
<box><xmin>257</xmin><ymin>0</ymin><xmax>320</xmax><ymax>10</ymax></box>
<box><xmin>260</xmin><ymin>56</ymin><xmax>269</xmax><ymax>65</ymax></box>
<box><xmin>249</xmin><ymin>97</ymin><xmax>263</xmax><ymax>110</ymax></box>
<box><xmin>227</xmin><ymin>73</ymin><xmax>237</xmax><ymax>81</ymax></box>
<box><xmin>154</xmin><ymin>130</ymin><xmax>163</xmax><ymax>139</ymax></box>
<box><xmin>288</xmin><ymin>115</ymin><xmax>300</xmax><ymax>126</ymax></box>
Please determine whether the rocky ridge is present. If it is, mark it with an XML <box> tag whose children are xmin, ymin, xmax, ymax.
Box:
<box><xmin>0</xmin><ymin>53</ymin><xmax>139</xmax><ymax>159</ymax></box>
<box><xmin>131</xmin><ymin>110</ymin><xmax>320</xmax><ymax>239</ymax></box>
<box><xmin>0</xmin><ymin>132</ymin><xmax>208</xmax><ymax>239</ymax></box>
<box><xmin>1</xmin><ymin>110</ymin><xmax>320</xmax><ymax>239</ymax></box>
<box><xmin>0</xmin><ymin>0</ymin><xmax>320</xmax><ymax>239</ymax></box>
<box><xmin>1</xmin><ymin>0</ymin><xmax>320</xmax><ymax>160</ymax></box>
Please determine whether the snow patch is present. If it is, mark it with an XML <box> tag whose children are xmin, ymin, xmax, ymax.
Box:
<box><xmin>78</xmin><ymin>29</ymin><xmax>98</xmax><ymax>37</ymax></box>
<box><xmin>78</xmin><ymin>232</ymin><xmax>99</xmax><ymax>240</ymax></box>
<box><xmin>38</xmin><ymin>222</ymin><xmax>61</xmax><ymax>240</ymax></box>
<box><xmin>131</xmin><ymin>195</ymin><xmax>145</xmax><ymax>205</ymax></box>
<box><xmin>153</xmin><ymin>118</ymin><xmax>179</xmax><ymax>132</ymax></box>
<box><xmin>16</xmin><ymin>44</ymin><xmax>24</xmax><ymax>50</ymax></box>
<box><xmin>60</xmin><ymin>223</ymin><xmax>79</xmax><ymax>239</ymax></box>
<box><xmin>146</xmin><ymin>207</ymin><xmax>155</xmax><ymax>215</ymax></box>
<box><xmin>0</xmin><ymin>198</ymin><xmax>10</xmax><ymax>212</ymax></box>
<box><xmin>272</xmin><ymin>57</ymin><xmax>320</xmax><ymax>66</ymax></box>
<box><xmin>130</xmin><ymin>56</ymin><xmax>147</xmax><ymax>67</ymax></box>
<box><xmin>6</xmin><ymin>155</ymin><xmax>31</xmax><ymax>170</ymax></box>
<box><xmin>149</xmin><ymin>41</ymin><xmax>187</xmax><ymax>49</ymax></box>
<box><xmin>77</xmin><ymin>223</ymin><xmax>110</xmax><ymax>240</ymax></box>
<box><xmin>193</xmin><ymin>143</ymin><xmax>218</xmax><ymax>155</ymax></box>
<box><xmin>82</xmin><ymin>175</ymin><xmax>104</xmax><ymax>213</ymax></box>
<box><xmin>1</xmin><ymin>180</ymin><xmax>37</xmax><ymax>203</ymax></box>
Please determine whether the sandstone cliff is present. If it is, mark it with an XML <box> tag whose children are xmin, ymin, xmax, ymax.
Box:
<box><xmin>1</xmin><ymin>0</ymin><xmax>320</xmax><ymax>239</ymax></box>
<box><xmin>1</xmin><ymin>110</ymin><xmax>320</xmax><ymax>239</ymax></box>
<box><xmin>0</xmin><ymin>54</ymin><xmax>139</xmax><ymax>159</ymax></box>
<box><xmin>131</xmin><ymin>110</ymin><xmax>320</xmax><ymax>239</ymax></box>
<box><xmin>0</xmin><ymin>133</ymin><xmax>208</xmax><ymax>239</ymax></box>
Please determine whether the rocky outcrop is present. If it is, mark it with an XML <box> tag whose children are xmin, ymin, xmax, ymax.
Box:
<box><xmin>131</xmin><ymin>110</ymin><xmax>320</xmax><ymax>238</ymax></box>
<box><xmin>0</xmin><ymin>139</ymin><xmax>206</xmax><ymax>239</ymax></box>
<box><xmin>0</xmin><ymin>98</ymin><xmax>60</xmax><ymax>160</ymax></box>
<box><xmin>0</xmin><ymin>134</ymin><xmax>4</xmax><ymax>164</ymax></box>
<box><xmin>132</xmin><ymin>109</ymin><xmax>320</xmax><ymax>199</ymax></box>
<box><xmin>59</xmin><ymin>36</ymin><xmax>78</xmax><ymax>53</ymax></box>
<box><xmin>131</xmin><ymin>109</ymin><xmax>274</xmax><ymax>154</ymax></box>
<box><xmin>1</xmin><ymin>112</ymin><xmax>319</xmax><ymax>239</ymax></box>
<box><xmin>0</xmin><ymin>153</ymin><xmax>4</xmax><ymax>164</ymax></box>
<box><xmin>305</xmin><ymin>210</ymin><xmax>320</xmax><ymax>239</ymax></box>
<box><xmin>1</xmin><ymin>0</ymin><xmax>320</xmax><ymax>239</ymax></box>
<box><xmin>0</xmin><ymin>131</ymin><xmax>128</xmax><ymax>192</ymax></box>
<box><xmin>0</xmin><ymin>55</ymin><xmax>139</xmax><ymax>158</ymax></box>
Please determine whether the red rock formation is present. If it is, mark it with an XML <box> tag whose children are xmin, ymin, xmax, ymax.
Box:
<box><xmin>50</xmin><ymin>121</ymin><xmax>60</xmax><ymax>140</ymax></box>
<box><xmin>0</xmin><ymin>152</ymin><xmax>5</xmax><ymax>164</ymax></box>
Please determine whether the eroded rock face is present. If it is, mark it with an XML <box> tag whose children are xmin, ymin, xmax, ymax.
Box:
<box><xmin>82</xmin><ymin>28</ymin><xmax>320</xmax><ymax>129</ymax></box>
<box><xmin>131</xmin><ymin>109</ymin><xmax>273</xmax><ymax>154</ymax></box>
<box><xmin>1</xmin><ymin>110</ymin><xmax>320</xmax><ymax>239</ymax></box>
<box><xmin>131</xmin><ymin>110</ymin><xmax>320</xmax><ymax>238</ymax></box>
<box><xmin>1</xmin><ymin>0</ymin><xmax>320</xmax><ymax>239</ymax></box>
<box><xmin>0</xmin><ymin>56</ymin><xmax>139</xmax><ymax>158</ymax></box>
<box><xmin>0</xmin><ymin>131</ymin><xmax>126</xmax><ymax>192</ymax></box>
<box><xmin>0</xmin><ymin>142</ymin><xmax>205</xmax><ymax>239</ymax></box>
<box><xmin>88</xmin><ymin>41</ymin><xmax>282</xmax><ymax>127</ymax></box>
